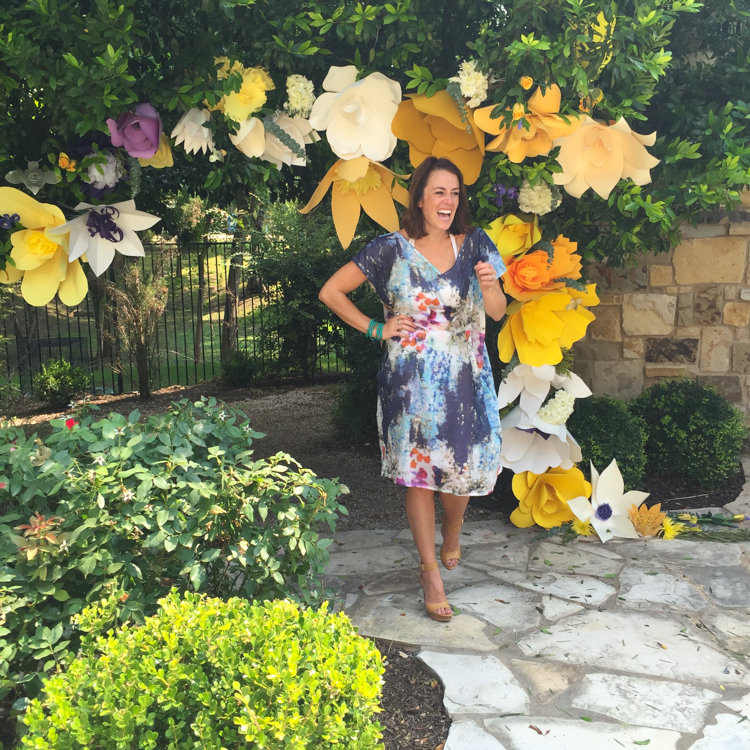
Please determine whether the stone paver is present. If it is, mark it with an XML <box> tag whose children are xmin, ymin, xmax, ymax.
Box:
<box><xmin>418</xmin><ymin>651</ymin><xmax>528</xmax><ymax>716</ymax></box>
<box><xmin>326</xmin><ymin>503</ymin><xmax>750</xmax><ymax>749</ymax></box>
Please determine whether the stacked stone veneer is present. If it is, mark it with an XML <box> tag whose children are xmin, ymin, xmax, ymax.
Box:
<box><xmin>576</xmin><ymin>211</ymin><xmax>750</xmax><ymax>423</ymax></box>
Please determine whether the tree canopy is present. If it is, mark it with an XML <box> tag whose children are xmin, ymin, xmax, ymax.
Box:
<box><xmin>1</xmin><ymin>0</ymin><xmax>748</xmax><ymax>266</ymax></box>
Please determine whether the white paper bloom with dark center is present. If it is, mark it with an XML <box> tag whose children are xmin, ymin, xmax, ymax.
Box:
<box><xmin>498</xmin><ymin>363</ymin><xmax>592</xmax><ymax>418</ymax></box>
<box><xmin>171</xmin><ymin>108</ymin><xmax>214</xmax><ymax>155</ymax></box>
<box><xmin>309</xmin><ymin>65</ymin><xmax>401</xmax><ymax>162</ymax></box>
<box><xmin>567</xmin><ymin>459</ymin><xmax>646</xmax><ymax>542</ymax></box>
<box><xmin>48</xmin><ymin>201</ymin><xmax>160</xmax><ymax>277</ymax></box>
<box><xmin>499</xmin><ymin>406</ymin><xmax>582</xmax><ymax>474</ymax></box>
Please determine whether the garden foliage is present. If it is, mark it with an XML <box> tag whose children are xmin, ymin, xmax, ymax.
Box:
<box><xmin>0</xmin><ymin>398</ymin><xmax>347</xmax><ymax>705</ymax></box>
<box><xmin>630</xmin><ymin>378</ymin><xmax>747</xmax><ymax>489</ymax></box>
<box><xmin>32</xmin><ymin>359</ymin><xmax>90</xmax><ymax>408</ymax></box>
<box><xmin>21</xmin><ymin>592</ymin><xmax>385</xmax><ymax>750</ymax></box>
<box><xmin>220</xmin><ymin>348</ymin><xmax>259</xmax><ymax>387</ymax></box>
<box><xmin>567</xmin><ymin>395</ymin><xmax>647</xmax><ymax>491</ymax></box>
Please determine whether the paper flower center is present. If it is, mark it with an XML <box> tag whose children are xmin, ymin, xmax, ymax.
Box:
<box><xmin>595</xmin><ymin>503</ymin><xmax>613</xmax><ymax>521</ymax></box>
<box><xmin>339</xmin><ymin>168</ymin><xmax>382</xmax><ymax>196</ymax></box>
<box><xmin>27</xmin><ymin>231</ymin><xmax>58</xmax><ymax>256</ymax></box>
<box><xmin>86</xmin><ymin>207</ymin><xmax>124</xmax><ymax>243</ymax></box>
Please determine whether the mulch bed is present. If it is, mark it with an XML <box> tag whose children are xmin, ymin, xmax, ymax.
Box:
<box><xmin>375</xmin><ymin>640</ymin><xmax>450</xmax><ymax>750</ymax></box>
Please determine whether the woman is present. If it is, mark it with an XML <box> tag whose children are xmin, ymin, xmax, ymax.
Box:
<box><xmin>319</xmin><ymin>157</ymin><xmax>506</xmax><ymax>622</ymax></box>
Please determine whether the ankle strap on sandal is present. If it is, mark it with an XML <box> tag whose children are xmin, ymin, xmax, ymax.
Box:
<box><xmin>420</xmin><ymin>560</ymin><xmax>439</xmax><ymax>572</ymax></box>
<box><xmin>442</xmin><ymin>515</ymin><xmax>465</xmax><ymax>530</ymax></box>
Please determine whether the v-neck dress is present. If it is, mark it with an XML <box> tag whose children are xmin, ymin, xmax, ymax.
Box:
<box><xmin>353</xmin><ymin>227</ymin><xmax>506</xmax><ymax>496</ymax></box>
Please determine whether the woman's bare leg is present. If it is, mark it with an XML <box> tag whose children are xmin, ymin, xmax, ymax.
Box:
<box><xmin>439</xmin><ymin>492</ymin><xmax>470</xmax><ymax>569</ymax></box>
<box><xmin>406</xmin><ymin>486</ymin><xmax>451</xmax><ymax>617</ymax></box>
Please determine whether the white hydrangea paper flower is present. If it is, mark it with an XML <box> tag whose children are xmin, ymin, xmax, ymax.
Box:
<box><xmin>517</xmin><ymin>180</ymin><xmax>560</xmax><ymax>215</ymax></box>
<box><xmin>261</xmin><ymin>113</ymin><xmax>316</xmax><ymax>168</ymax></box>
<box><xmin>85</xmin><ymin>151</ymin><xmax>123</xmax><ymax>190</ymax></box>
<box><xmin>284</xmin><ymin>74</ymin><xmax>316</xmax><ymax>118</ymax></box>
<box><xmin>450</xmin><ymin>60</ymin><xmax>489</xmax><ymax>108</ymax></box>
<box><xmin>537</xmin><ymin>390</ymin><xmax>575</xmax><ymax>425</ymax></box>
<box><xmin>567</xmin><ymin>459</ymin><xmax>647</xmax><ymax>542</ymax></box>
<box><xmin>309</xmin><ymin>66</ymin><xmax>401</xmax><ymax>161</ymax></box>
<box><xmin>47</xmin><ymin>200</ymin><xmax>160</xmax><ymax>277</ymax></box>
<box><xmin>171</xmin><ymin>108</ymin><xmax>214</xmax><ymax>155</ymax></box>
<box><xmin>230</xmin><ymin>117</ymin><xmax>266</xmax><ymax>159</ymax></box>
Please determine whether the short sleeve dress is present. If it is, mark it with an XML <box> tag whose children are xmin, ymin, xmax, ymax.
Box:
<box><xmin>353</xmin><ymin>228</ymin><xmax>506</xmax><ymax>496</ymax></box>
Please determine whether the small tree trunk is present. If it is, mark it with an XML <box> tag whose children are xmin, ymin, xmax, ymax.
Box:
<box><xmin>194</xmin><ymin>247</ymin><xmax>205</xmax><ymax>363</ymax></box>
<box><xmin>221</xmin><ymin>252</ymin><xmax>239</xmax><ymax>362</ymax></box>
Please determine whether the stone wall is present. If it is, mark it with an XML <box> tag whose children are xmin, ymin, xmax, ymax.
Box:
<box><xmin>576</xmin><ymin>210</ymin><xmax>750</xmax><ymax>423</ymax></box>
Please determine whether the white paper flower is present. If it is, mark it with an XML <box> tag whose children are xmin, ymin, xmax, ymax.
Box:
<box><xmin>449</xmin><ymin>60</ymin><xmax>489</xmax><ymax>108</ymax></box>
<box><xmin>47</xmin><ymin>200</ymin><xmax>160</xmax><ymax>277</ymax></box>
<box><xmin>517</xmin><ymin>180</ymin><xmax>561</xmax><ymax>215</ymax></box>
<box><xmin>500</xmin><ymin>406</ymin><xmax>582</xmax><ymax>474</ymax></box>
<box><xmin>553</xmin><ymin>116</ymin><xmax>660</xmax><ymax>199</ymax></box>
<box><xmin>567</xmin><ymin>459</ymin><xmax>647</xmax><ymax>542</ymax></box>
<box><xmin>230</xmin><ymin>117</ymin><xmax>266</xmax><ymax>158</ymax></box>
<box><xmin>171</xmin><ymin>108</ymin><xmax>214</xmax><ymax>155</ymax></box>
<box><xmin>498</xmin><ymin>363</ymin><xmax>591</xmax><ymax>418</ymax></box>
<box><xmin>284</xmin><ymin>74</ymin><xmax>316</xmax><ymax>118</ymax></box>
<box><xmin>261</xmin><ymin>113</ymin><xmax>316</xmax><ymax>168</ymax></box>
<box><xmin>85</xmin><ymin>151</ymin><xmax>124</xmax><ymax>190</ymax></box>
<box><xmin>309</xmin><ymin>65</ymin><xmax>401</xmax><ymax>161</ymax></box>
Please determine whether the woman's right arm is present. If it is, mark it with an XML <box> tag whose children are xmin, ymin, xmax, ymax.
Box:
<box><xmin>319</xmin><ymin>261</ymin><xmax>415</xmax><ymax>338</ymax></box>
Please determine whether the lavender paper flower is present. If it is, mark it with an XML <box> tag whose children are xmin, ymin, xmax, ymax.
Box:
<box><xmin>106</xmin><ymin>103</ymin><xmax>163</xmax><ymax>159</ymax></box>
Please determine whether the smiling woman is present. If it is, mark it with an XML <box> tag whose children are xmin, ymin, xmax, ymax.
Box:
<box><xmin>318</xmin><ymin>156</ymin><xmax>507</xmax><ymax>625</ymax></box>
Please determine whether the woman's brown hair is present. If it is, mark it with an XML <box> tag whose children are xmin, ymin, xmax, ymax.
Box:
<box><xmin>401</xmin><ymin>157</ymin><xmax>473</xmax><ymax>239</ymax></box>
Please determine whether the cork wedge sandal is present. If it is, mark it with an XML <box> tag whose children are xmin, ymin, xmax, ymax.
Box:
<box><xmin>440</xmin><ymin>514</ymin><xmax>464</xmax><ymax>570</ymax></box>
<box><xmin>419</xmin><ymin>561</ymin><xmax>453</xmax><ymax>623</ymax></box>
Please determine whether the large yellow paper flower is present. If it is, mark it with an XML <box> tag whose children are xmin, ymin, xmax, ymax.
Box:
<box><xmin>139</xmin><ymin>134</ymin><xmax>173</xmax><ymax>169</ymax></box>
<box><xmin>503</xmin><ymin>234</ymin><xmax>582</xmax><ymax>301</ymax></box>
<box><xmin>485</xmin><ymin>214</ymin><xmax>541</xmax><ymax>261</ymax></box>
<box><xmin>299</xmin><ymin>156</ymin><xmax>409</xmax><ymax>249</ymax></box>
<box><xmin>391</xmin><ymin>91</ymin><xmax>485</xmax><ymax>185</ymax></box>
<box><xmin>497</xmin><ymin>284</ymin><xmax>599</xmax><ymax>366</ymax></box>
<box><xmin>213</xmin><ymin>58</ymin><xmax>274</xmax><ymax>123</ymax></box>
<box><xmin>510</xmin><ymin>466</ymin><xmax>591</xmax><ymax>529</ymax></box>
<box><xmin>553</xmin><ymin>116</ymin><xmax>659</xmax><ymax>199</ymax></box>
<box><xmin>0</xmin><ymin>187</ymin><xmax>86</xmax><ymax>306</ymax></box>
<box><xmin>474</xmin><ymin>85</ymin><xmax>582</xmax><ymax>163</ymax></box>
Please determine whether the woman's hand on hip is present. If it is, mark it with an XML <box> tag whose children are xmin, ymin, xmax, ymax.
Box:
<box><xmin>474</xmin><ymin>261</ymin><xmax>497</xmax><ymax>291</ymax></box>
<box><xmin>382</xmin><ymin>314</ymin><xmax>416</xmax><ymax>340</ymax></box>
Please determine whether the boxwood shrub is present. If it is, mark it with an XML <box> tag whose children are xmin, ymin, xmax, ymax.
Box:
<box><xmin>629</xmin><ymin>378</ymin><xmax>747</xmax><ymax>489</ymax></box>
<box><xmin>21</xmin><ymin>591</ymin><xmax>384</xmax><ymax>749</ymax></box>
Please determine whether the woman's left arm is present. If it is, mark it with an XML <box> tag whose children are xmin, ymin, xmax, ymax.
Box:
<box><xmin>475</xmin><ymin>261</ymin><xmax>507</xmax><ymax>320</ymax></box>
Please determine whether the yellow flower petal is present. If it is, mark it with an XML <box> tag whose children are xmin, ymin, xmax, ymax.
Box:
<box><xmin>57</xmin><ymin>259</ymin><xmax>88</xmax><ymax>306</ymax></box>
<box><xmin>139</xmin><ymin>134</ymin><xmax>174</xmax><ymax>168</ymax></box>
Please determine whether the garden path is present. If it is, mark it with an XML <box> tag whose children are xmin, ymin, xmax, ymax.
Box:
<box><xmin>326</xmin><ymin>466</ymin><xmax>750</xmax><ymax>750</ymax></box>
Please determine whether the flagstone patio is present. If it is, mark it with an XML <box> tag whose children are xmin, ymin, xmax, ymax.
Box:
<box><xmin>326</xmin><ymin>509</ymin><xmax>750</xmax><ymax>749</ymax></box>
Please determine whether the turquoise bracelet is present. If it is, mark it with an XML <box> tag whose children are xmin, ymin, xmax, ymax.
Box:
<box><xmin>366</xmin><ymin>320</ymin><xmax>384</xmax><ymax>340</ymax></box>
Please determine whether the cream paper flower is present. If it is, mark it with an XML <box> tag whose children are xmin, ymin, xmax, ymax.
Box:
<box><xmin>553</xmin><ymin>116</ymin><xmax>660</xmax><ymax>199</ymax></box>
<box><xmin>497</xmin><ymin>363</ymin><xmax>592</xmax><ymax>418</ymax></box>
<box><xmin>171</xmin><ymin>108</ymin><xmax>214</xmax><ymax>155</ymax></box>
<box><xmin>229</xmin><ymin>117</ymin><xmax>265</xmax><ymax>159</ymax></box>
<box><xmin>261</xmin><ymin>113</ymin><xmax>316</xmax><ymax>168</ymax></box>
<box><xmin>309</xmin><ymin>65</ymin><xmax>401</xmax><ymax>162</ymax></box>
<box><xmin>567</xmin><ymin>459</ymin><xmax>646</xmax><ymax>542</ymax></box>
<box><xmin>500</xmin><ymin>405</ymin><xmax>582</xmax><ymax>475</ymax></box>
<box><xmin>517</xmin><ymin>180</ymin><xmax>561</xmax><ymax>215</ymax></box>
<box><xmin>536</xmin><ymin>390</ymin><xmax>576</xmax><ymax>424</ymax></box>
<box><xmin>47</xmin><ymin>200</ymin><xmax>160</xmax><ymax>277</ymax></box>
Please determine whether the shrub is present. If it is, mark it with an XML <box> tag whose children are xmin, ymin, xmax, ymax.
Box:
<box><xmin>32</xmin><ymin>359</ymin><xmax>89</xmax><ymax>408</ymax></box>
<box><xmin>21</xmin><ymin>591</ymin><xmax>384</xmax><ymax>750</ymax></box>
<box><xmin>221</xmin><ymin>349</ymin><xmax>259</xmax><ymax>387</ymax></box>
<box><xmin>567</xmin><ymin>396</ymin><xmax>648</xmax><ymax>491</ymax></box>
<box><xmin>629</xmin><ymin>378</ymin><xmax>747</xmax><ymax>489</ymax></box>
<box><xmin>0</xmin><ymin>397</ymin><xmax>347</xmax><ymax>706</ymax></box>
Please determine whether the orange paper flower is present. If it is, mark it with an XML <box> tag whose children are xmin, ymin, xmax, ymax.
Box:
<box><xmin>300</xmin><ymin>156</ymin><xmax>409</xmax><ymax>249</ymax></box>
<box><xmin>391</xmin><ymin>91</ymin><xmax>485</xmax><ymax>185</ymax></box>
<box><xmin>629</xmin><ymin>503</ymin><xmax>666</xmax><ymax>538</ymax></box>
<box><xmin>503</xmin><ymin>234</ymin><xmax>582</xmax><ymax>301</ymax></box>
<box><xmin>474</xmin><ymin>84</ymin><xmax>582</xmax><ymax>163</ymax></box>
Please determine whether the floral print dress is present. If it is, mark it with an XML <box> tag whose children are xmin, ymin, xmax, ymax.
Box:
<box><xmin>353</xmin><ymin>228</ymin><xmax>506</xmax><ymax>496</ymax></box>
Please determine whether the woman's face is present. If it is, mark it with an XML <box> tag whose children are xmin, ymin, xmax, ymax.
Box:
<box><xmin>418</xmin><ymin>169</ymin><xmax>460</xmax><ymax>234</ymax></box>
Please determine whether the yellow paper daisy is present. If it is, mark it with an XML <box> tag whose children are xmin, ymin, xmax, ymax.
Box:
<box><xmin>660</xmin><ymin>517</ymin><xmax>687</xmax><ymax>540</ymax></box>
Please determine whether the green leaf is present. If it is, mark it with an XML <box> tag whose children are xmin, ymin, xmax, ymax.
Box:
<box><xmin>633</xmin><ymin>742</ymin><xmax>651</xmax><ymax>746</ymax></box>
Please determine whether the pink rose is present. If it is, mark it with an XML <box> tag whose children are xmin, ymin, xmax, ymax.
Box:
<box><xmin>106</xmin><ymin>103</ymin><xmax>163</xmax><ymax>159</ymax></box>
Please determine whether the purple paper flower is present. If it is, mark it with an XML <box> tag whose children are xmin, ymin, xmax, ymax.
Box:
<box><xmin>106</xmin><ymin>103</ymin><xmax>163</xmax><ymax>159</ymax></box>
<box><xmin>491</xmin><ymin>183</ymin><xmax>518</xmax><ymax>209</ymax></box>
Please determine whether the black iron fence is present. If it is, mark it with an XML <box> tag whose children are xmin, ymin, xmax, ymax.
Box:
<box><xmin>1</xmin><ymin>241</ymin><xmax>349</xmax><ymax>399</ymax></box>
